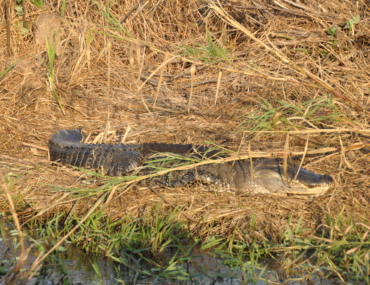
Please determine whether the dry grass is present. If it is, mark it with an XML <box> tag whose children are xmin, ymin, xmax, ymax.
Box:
<box><xmin>0</xmin><ymin>0</ymin><xmax>370</xmax><ymax>243</ymax></box>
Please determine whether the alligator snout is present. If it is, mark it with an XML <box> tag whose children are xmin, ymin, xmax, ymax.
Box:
<box><xmin>323</xmin><ymin>174</ymin><xmax>334</xmax><ymax>184</ymax></box>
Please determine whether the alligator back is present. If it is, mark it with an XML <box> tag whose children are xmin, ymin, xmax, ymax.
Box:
<box><xmin>49</xmin><ymin>128</ymin><xmax>206</xmax><ymax>174</ymax></box>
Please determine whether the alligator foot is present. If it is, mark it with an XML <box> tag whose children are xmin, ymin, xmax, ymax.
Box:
<box><xmin>108</xmin><ymin>151</ymin><xmax>143</xmax><ymax>176</ymax></box>
<box><xmin>167</xmin><ymin>169</ymin><xmax>222</xmax><ymax>188</ymax></box>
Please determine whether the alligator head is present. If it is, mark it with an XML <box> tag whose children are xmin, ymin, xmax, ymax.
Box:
<box><xmin>252</xmin><ymin>159</ymin><xmax>334</xmax><ymax>195</ymax></box>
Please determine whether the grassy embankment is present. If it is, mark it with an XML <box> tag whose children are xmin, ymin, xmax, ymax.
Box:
<box><xmin>0</xmin><ymin>0</ymin><xmax>370</xmax><ymax>283</ymax></box>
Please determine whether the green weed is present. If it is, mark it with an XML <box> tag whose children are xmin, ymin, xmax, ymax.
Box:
<box><xmin>180</xmin><ymin>29</ymin><xmax>230</xmax><ymax>63</ymax></box>
<box><xmin>239</xmin><ymin>97</ymin><xmax>349</xmax><ymax>132</ymax></box>
<box><xmin>344</xmin><ymin>15</ymin><xmax>360</xmax><ymax>33</ymax></box>
<box><xmin>17</xmin><ymin>196</ymin><xmax>370</xmax><ymax>284</ymax></box>
<box><xmin>46</xmin><ymin>38</ymin><xmax>64</xmax><ymax>114</ymax></box>
<box><xmin>29</xmin><ymin>0</ymin><xmax>44</xmax><ymax>9</ymax></box>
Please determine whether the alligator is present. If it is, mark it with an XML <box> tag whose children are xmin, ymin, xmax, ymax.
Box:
<box><xmin>49</xmin><ymin>128</ymin><xmax>333</xmax><ymax>195</ymax></box>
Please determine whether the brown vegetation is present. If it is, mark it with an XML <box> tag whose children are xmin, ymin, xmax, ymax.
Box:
<box><xmin>0</xmin><ymin>0</ymin><xmax>370</xmax><ymax>242</ymax></box>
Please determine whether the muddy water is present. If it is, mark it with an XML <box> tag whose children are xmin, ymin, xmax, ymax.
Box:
<box><xmin>0</xmin><ymin>235</ymin><xmax>114</xmax><ymax>284</ymax></box>
<box><xmin>0</xmin><ymin>234</ymin><xmax>359</xmax><ymax>285</ymax></box>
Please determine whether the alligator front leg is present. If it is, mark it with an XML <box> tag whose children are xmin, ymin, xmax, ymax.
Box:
<box><xmin>166</xmin><ymin>168</ymin><xmax>222</xmax><ymax>188</ymax></box>
<box><xmin>108</xmin><ymin>151</ymin><xmax>143</xmax><ymax>176</ymax></box>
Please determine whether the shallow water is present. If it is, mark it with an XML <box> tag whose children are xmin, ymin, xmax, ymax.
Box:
<box><xmin>0</xmin><ymin>230</ymin><xmax>363</xmax><ymax>284</ymax></box>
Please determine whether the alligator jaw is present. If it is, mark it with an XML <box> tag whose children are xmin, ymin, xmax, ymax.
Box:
<box><xmin>277</xmin><ymin>183</ymin><xmax>332</xmax><ymax>195</ymax></box>
<box><xmin>282</xmin><ymin>167</ymin><xmax>334</xmax><ymax>195</ymax></box>
<box><xmin>254</xmin><ymin>160</ymin><xmax>334</xmax><ymax>195</ymax></box>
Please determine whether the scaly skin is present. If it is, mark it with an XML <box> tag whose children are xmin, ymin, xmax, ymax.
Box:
<box><xmin>49</xmin><ymin>128</ymin><xmax>207</xmax><ymax>175</ymax></box>
<box><xmin>49</xmin><ymin>128</ymin><xmax>333</xmax><ymax>194</ymax></box>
